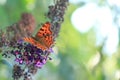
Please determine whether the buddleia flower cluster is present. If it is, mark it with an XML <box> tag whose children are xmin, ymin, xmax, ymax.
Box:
<box><xmin>47</xmin><ymin>0</ymin><xmax>69</xmax><ymax>38</ymax></box>
<box><xmin>0</xmin><ymin>0</ymin><xmax>69</xmax><ymax>80</ymax></box>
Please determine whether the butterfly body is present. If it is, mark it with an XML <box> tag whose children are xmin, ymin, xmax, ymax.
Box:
<box><xmin>23</xmin><ymin>22</ymin><xmax>54</xmax><ymax>50</ymax></box>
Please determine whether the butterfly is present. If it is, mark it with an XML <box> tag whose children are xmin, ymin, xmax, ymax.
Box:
<box><xmin>23</xmin><ymin>22</ymin><xmax>54</xmax><ymax>50</ymax></box>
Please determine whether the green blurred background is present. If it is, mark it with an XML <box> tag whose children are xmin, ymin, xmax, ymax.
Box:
<box><xmin>0</xmin><ymin>0</ymin><xmax>120</xmax><ymax>80</ymax></box>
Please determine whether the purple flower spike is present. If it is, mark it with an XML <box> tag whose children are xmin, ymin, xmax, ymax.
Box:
<box><xmin>35</xmin><ymin>61</ymin><xmax>45</xmax><ymax>68</ymax></box>
<box><xmin>15</xmin><ymin>58</ymin><xmax>19</xmax><ymax>62</ymax></box>
<box><xmin>4</xmin><ymin>40</ymin><xmax>50</xmax><ymax>68</ymax></box>
<box><xmin>49</xmin><ymin>48</ymin><xmax>54</xmax><ymax>53</ymax></box>
<box><xmin>42</xmin><ymin>59</ymin><xmax>46</xmax><ymax>64</ymax></box>
<box><xmin>15</xmin><ymin>50</ymin><xmax>20</xmax><ymax>55</ymax></box>
<box><xmin>19</xmin><ymin>59</ymin><xmax>23</xmax><ymax>64</ymax></box>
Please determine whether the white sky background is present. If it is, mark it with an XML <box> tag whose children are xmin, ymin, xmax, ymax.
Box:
<box><xmin>70</xmin><ymin>0</ymin><xmax>120</xmax><ymax>56</ymax></box>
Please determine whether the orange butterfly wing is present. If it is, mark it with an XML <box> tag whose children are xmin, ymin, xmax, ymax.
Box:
<box><xmin>23</xmin><ymin>22</ymin><xmax>54</xmax><ymax>50</ymax></box>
